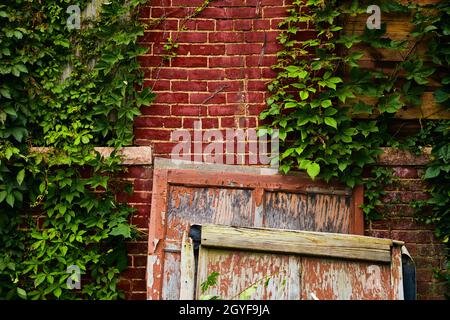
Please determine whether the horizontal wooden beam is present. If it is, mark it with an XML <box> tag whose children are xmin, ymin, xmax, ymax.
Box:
<box><xmin>201</xmin><ymin>225</ymin><xmax>398</xmax><ymax>263</ymax></box>
<box><xmin>30</xmin><ymin>146</ymin><xmax>153</xmax><ymax>165</ymax></box>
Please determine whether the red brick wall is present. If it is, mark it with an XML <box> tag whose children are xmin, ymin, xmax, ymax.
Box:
<box><xmin>118</xmin><ymin>0</ymin><xmax>447</xmax><ymax>300</ymax></box>
<box><xmin>365</xmin><ymin>162</ymin><xmax>447</xmax><ymax>300</ymax></box>
<box><xmin>135</xmin><ymin>0</ymin><xmax>288</xmax><ymax>156</ymax></box>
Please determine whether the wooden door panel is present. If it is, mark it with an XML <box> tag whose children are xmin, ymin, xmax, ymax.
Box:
<box><xmin>197</xmin><ymin>248</ymin><xmax>302</xmax><ymax>300</ymax></box>
<box><xmin>147</xmin><ymin>159</ymin><xmax>365</xmax><ymax>299</ymax></box>
<box><xmin>193</xmin><ymin>225</ymin><xmax>405</xmax><ymax>300</ymax></box>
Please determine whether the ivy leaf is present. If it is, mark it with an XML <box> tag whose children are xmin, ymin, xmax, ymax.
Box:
<box><xmin>353</xmin><ymin>101</ymin><xmax>373</xmax><ymax>115</ymax></box>
<box><xmin>300</xmin><ymin>91</ymin><xmax>309</xmax><ymax>100</ymax></box>
<box><xmin>54</xmin><ymin>287</ymin><xmax>62</xmax><ymax>298</ymax></box>
<box><xmin>321</xmin><ymin>100</ymin><xmax>332</xmax><ymax>108</ymax></box>
<box><xmin>378</xmin><ymin>94</ymin><xmax>404</xmax><ymax>113</ymax></box>
<box><xmin>0</xmin><ymin>191</ymin><xmax>6</xmax><ymax>203</ymax></box>
<box><xmin>17</xmin><ymin>288</ymin><xmax>27</xmax><ymax>299</ymax></box>
<box><xmin>6</xmin><ymin>193</ymin><xmax>14</xmax><ymax>207</ymax></box>
<box><xmin>424</xmin><ymin>166</ymin><xmax>441</xmax><ymax>179</ymax></box>
<box><xmin>34</xmin><ymin>274</ymin><xmax>46</xmax><ymax>287</ymax></box>
<box><xmin>434</xmin><ymin>89</ymin><xmax>449</xmax><ymax>103</ymax></box>
<box><xmin>306</xmin><ymin>162</ymin><xmax>321</xmax><ymax>179</ymax></box>
<box><xmin>110</xmin><ymin>224</ymin><xmax>131</xmax><ymax>238</ymax></box>
<box><xmin>16</xmin><ymin>169</ymin><xmax>25</xmax><ymax>186</ymax></box>
<box><xmin>324</xmin><ymin>117</ymin><xmax>337</xmax><ymax>129</ymax></box>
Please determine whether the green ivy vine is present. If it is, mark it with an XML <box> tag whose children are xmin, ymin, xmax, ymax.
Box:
<box><xmin>0</xmin><ymin>0</ymin><xmax>154</xmax><ymax>299</ymax></box>
<box><xmin>262</xmin><ymin>0</ymin><xmax>449</xmax><ymax>295</ymax></box>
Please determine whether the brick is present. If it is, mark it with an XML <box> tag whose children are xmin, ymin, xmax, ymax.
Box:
<box><xmin>209</xmin><ymin>32</ymin><xmax>245</xmax><ymax>43</ymax></box>
<box><xmin>178</xmin><ymin>44</ymin><xmax>225</xmax><ymax>55</ymax></box>
<box><xmin>138</xmin><ymin>56</ymin><xmax>163</xmax><ymax>67</ymax></box>
<box><xmin>131</xmin><ymin>215</ymin><xmax>149</xmax><ymax>228</ymax></box>
<box><xmin>133</xmin><ymin>255</ymin><xmax>148</xmax><ymax>267</ymax></box>
<box><xmin>225</xmin><ymin>68</ymin><xmax>262</xmax><ymax>79</ymax></box>
<box><xmin>154</xmin><ymin>92</ymin><xmax>189</xmax><ymax>104</ymax></box>
<box><xmin>153</xmin><ymin>142</ymin><xmax>179</xmax><ymax>154</ymax></box>
<box><xmin>144</xmin><ymin>80</ymin><xmax>170</xmax><ymax>91</ymax></box>
<box><xmin>197</xmin><ymin>7</ymin><xmax>228</xmax><ymax>19</ymax></box>
<box><xmin>132</xmin><ymin>280</ymin><xmax>147</xmax><ymax>292</ymax></box>
<box><xmin>134</xmin><ymin>179</ymin><xmax>153</xmax><ymax>191</ymax></box>
<box><xmin>208</xmin><ymin>105</ymin><xmax>244</xmax><ymax>116</ymax></box>
<box><xmin>118</xmin><ymin>279</ymin><xmax>131</xmax><ymax>292</ymax></box>
<box><xmin>216</xmin><ymin>20</ymin><xmax>233</xmax><ymax>31</ymax></box>
<box><xmin>171</xmin><ymin>105</ymin><xmax>207</xmax><ymax>116</ymax></box>
<box><xmin>189</xmin><ymin>69</ymin><xmax>225</xmax><ymax>80</ymax></box>
<box><xmin>209</xmin><ymin>56</ymin><xmax>243</xmax><ymax>67</ymax></box>
<box><xmin>244</xmin><ymin>31</ymin><xmax>279</xmax><ymax>43</ymax></box>
<box><xmin>391</xmin><ymin>230</ymin><xmax>435</xmax><ymax>243</ymax></box>
<box><xmin>248</xmin><ymin>80</ymin><xmax>269</xmax><ymax>91</ymax></box>
<box><xmin>226</xmin><ymin>7</ymin><xmax>257</xmax><ymax>19</ymax></box>
<box><xmin>234</xmin><ymin>20</ymin><xmax>253</xmax><ymax>30</ymax></box>
<box><xmin>151</xmin><ymin>7</ymin><xmax>189</xmax><ymax>18</ymax></box>
<box><xmin>208</xmin><ymin>81</ymin><xmax>243</xmax><ymax>92</ymax></box>
<box><xmin>131</xmin><ymin>204</ymin><xmax>151</xmax><ymax>217</ymax></box>
<box><xmin>126</xmin><ymin>242</ymin><xmax>148</xmax><ymax>255</ymax></box>
<box><xmin>117</xmin><ymin>191</ymin><xmax>152</xmax><ymax>204</ymax></box>
<box><xmin>245</xmin><ymin>55</ymin><xmax>278</xmax><ymax>67</ymax></box>
<box><xmin>220</xmin><ymin>117</ymin><xmax>237</xmax><ymax>128</ymax></box>
<box><xmin>171</xmin><ymin>57</ymin><xmax>208</xmax><ymax>67</ymax></box>
<box><xmin>158</xmin><ymin>68</ymin><xmax>188</xmax><ymax>79</ymax></box>
<box><xmin>134</xmin><ymin>117</ymin><xmax>182</xmax><ymax>128</ymax></box>
<box><xmin>129</xmin><ymin>292</ymin><xmax>147</xmax><ymax>300</ymax></box>
<box><xmin>122</xmin><ymin>167</ymin><xmax>153</xmax><ymax>179</ymax></box>
<box><xmin>183</xmin><ymin>118</ymin><xmax>219</xmax><ymax>129</ymax></box>
<box><xmin>226</xmin><ymin>43</ymin><xmax>263</xmax><ymax>55</ymax></box>
<box><xmin>171</xmin><ymin>81</ymin><xmax>208</xmax><ymax>91</ymax></box>
<box><xmin>190</xmin><ymin>92</ymin><xmax>226</xmax><ymax>104</ymax></box>
<box><xmin>262</xmin><ymin>6</ymin><xmax>288</xmax><ymax>18</ymax></box>
<box><xmin>134</xmin><ymin>128</ymin><xmax>172</xmax><ymax>140</ymax></box>
<box><xmin>176</xmin><ymin>32</ymin><xmax>208</xmax><ymax>43</ymax></box>
<box><xmin>393</xmin><ymin>167</ymin><xmax>420</xmax><ymax>178</ymax></box>
<box><xmin>380</xmin><ymin>191</ymin><xmax>428</xmax><ymax>204</ymax></box>
<box><xmin>140</xmin><ymin>105</ymin><xmax>171</xmax><ymax>116</ymax></box>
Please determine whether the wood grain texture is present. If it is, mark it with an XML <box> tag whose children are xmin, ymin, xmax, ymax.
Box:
<box><xmin>147</xmin><ymin>163</ymin><xmax>367</xmax><ymax>299</ymax></box>
<box><xmin>264</xmin><ymin>192</ymin><xmax>351</xmax><ymax>233</ymax></box>
<box><xmin>180</xmin><ymin>232</ymin><xmax>195</xmax><ymax>300</ymax></box>
<box><xmin>301</xmin><ymin>257</ymin><xmax>392</xmax><ymax>300</ymax></box>
<box><xmin>196</xmin><ymin>247</ymin><xmax>302</xmax><ymax>300</ymax></box>
<box><xmin>201</xmin><ymin>225</ymin><xmax>393</xmax><ymax>263</ymax></box>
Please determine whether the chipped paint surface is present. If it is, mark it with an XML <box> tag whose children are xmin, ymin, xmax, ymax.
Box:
<box><xmin>197</xmin><ymin>248</ymin><xmax>302</xmax><ymax>300</ymax></box>
<box><xmin>264</xmin><ymin>192</ymin><xmax>351</xmax><ymax>232</ymax></box>
<box><xmin>167</xmin><ymin>186</ymin><xmax>254</xmax><ymax>241</ymax></box>
<box><xmin>146</xmin><ymin>167</ymin><xmax>366</xmax><ymax>299</ymax></box>
<box><xmin>301</xmin><ymin>257</ymin><xmax>391</xmax><ymax>300</ymax></box>
<box><xmin>162</xmin><ymin>253</ymin><xmax>181</xmax><ymax>300</ymax></box>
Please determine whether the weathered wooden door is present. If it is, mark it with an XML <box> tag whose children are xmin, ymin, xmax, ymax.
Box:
<box><xmin>194</xmin><ymin>225</ymin><xmax>404</xmax><ymax>300</ymax></box>
<box><xmin>147</xmin><ymin>159</ymin><xmax>364</xmax><ymax>299</ymax></box>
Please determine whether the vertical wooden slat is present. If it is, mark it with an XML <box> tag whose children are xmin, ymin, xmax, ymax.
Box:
<box><xmin>147</xmin><ymin>169</ymin><xmax>168</xmax><ymax>300</ymax></box>
<box><xmin>390</xmin><ymin>245</ymin><xmax>404</xmax><ymax>300</ymax></box>
<box><xmin>180</xmin><ymin>232</ymin><xmax>195</xmax><ymax>300</ymax></box>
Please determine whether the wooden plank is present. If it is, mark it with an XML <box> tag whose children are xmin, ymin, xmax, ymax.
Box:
<box><xmin>147</xmin><ymin>169</ymin><xmax>169</xmax><ymax>300</ymax></box>
<box><xmin>390</xmin><ymin>245</ymin><xmax>405</xmax><ymax>300</ymax></box>
<box><xmin>301</xmin><ymin>257</ymin><xmax>392</xmax><ymax>300</ymax></box>
<box><xmin>167</xmin><ymin>169</ymin><xmax>352</xmax><ymax>196</ymax></box>
<box><xmin>179</xmin><ymin>232</ymin><xmax>195</xmax><ymax>300</ymax></box>
<box><xmin>31</xmin><ymin>146</ymin><xmax>153</xmax><ymax>165</ymax></box>
<box><xmin>201</xmin><ymin>225</ymin><xmax>393</xmax><ymax>263</ymax></box>
<box><xmin>196</xmin><ymin>247</ymin><xmax>302</xmax><ymax>300</ymax></box>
